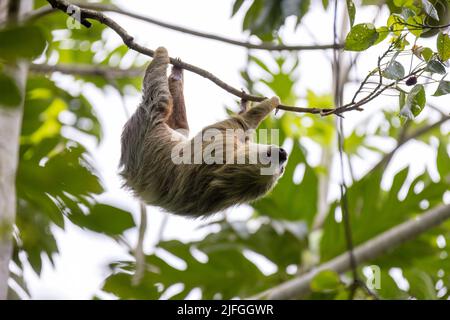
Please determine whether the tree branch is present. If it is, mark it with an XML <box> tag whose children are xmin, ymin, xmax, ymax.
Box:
<box><xmin>47</xmin><ymin>0</ymin><xmax>91</xmax><ymax>27</ymax></box>
<box><xmin>371</xmin><ymin>115</ymin><xmax>450</xmax><ymax>173</ymax></box>
<box><xmin>29</xmin><ymin>63</ymin><xmax>143</xmax><ymax>78</ymax></box>
<box><xmin>252</xmin><ymin>203</ymin><xmax>450</xmax><ymax>299</ymax></box>
<box><xmin>28</xmin><ymin>2</ymin><xmax>342</xmax><ymax>51</ymax></box>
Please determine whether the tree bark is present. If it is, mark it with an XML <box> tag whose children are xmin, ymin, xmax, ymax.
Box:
<box><xmin>0</xmin><ymin>0</ymin><xmax>32</xmax><ymax>300</ymax></box>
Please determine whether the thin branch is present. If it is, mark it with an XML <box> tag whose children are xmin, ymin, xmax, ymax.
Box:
<box><xmin>332</xmin><ymin>0</ymin><xmax>359</xmax><ymax>300</ymax></box>
<box><xmin>252</xmin><ymin>203</ymin><xmax>450</xmax><ymax>299</ymax></box>
<box><xmin>155</xmin><ymin>214</ymin><xmax>169</xmax><ymax>246</ymax></box>
<box><xmin>110</xmin><ymin>80</ymin><xmax>147</xmax><ymax>286</ymax></box>
<box><xmin>47</xmin><ymin>0</ymin><xmax>91</xmax><ymax>27</ymax></box>
<box><xmin>132</xmin><ymin>203</ymin><xmax>147</xmax><ymax>286</ymax></box>
<box><xmin>371</xmin><ymin>115</ymin><xmax>450</xmax><ymax>174</ymax></box>
<box><xmin>28</xmin><ymin>2</ymin><xmax>342</xmax><ymax>52</ymax></box>
<box><xmin>29</xmin><ymin>63</ymin><xmax>143</xmax><ymax>78</ymax></box>
<box><xmin>427</xmin><ymin>103</ymin><xmax>447</xmax><ymax>117</ymax></box>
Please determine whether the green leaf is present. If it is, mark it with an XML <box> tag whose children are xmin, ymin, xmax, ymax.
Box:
<box><xmin>404</xmin><ymin>269</ymin><xmax>437</xmax><ymax>299</ymax></box>
<box><xmin>436</xmin><ymin>140</ymin><xmax>450</xmax><ymax>179</ymax></box>
<box><xmin>383</xmin><ymin>61</ymin><xmax>405</xmax><ymax>80</ymax></box>
<box><xmin>346</xmin><ymin>0</ymin><xmax>356</xmax><ymax>27</ymax></box>
<box><xmin>310</xmin><ymin>270</ymin><xmax>342</xmax><ymax>292</ymax></box>
<box><xmin>376</xmin><ymin>271</ymin><xmax>408</xmax><ymax>299</ymax></box>
<box><xmin>399</xmin><ymin>91</ymin><xmax>406</xmax><ymax>110</ymax></box>
<box><xmin>406</xmin><ymin>16</ymin><xmax>423</xmax><ymax>37</ymax></box>
<box><xmin>401</xmin><ymin>8</ymin><xmax>416</xmax><ymax>20</ymax></box>
<box><xmin>422</xmin><ymin>0</ymin><xmax>439</xmax><ymax>21</ymax></box>
<box><xmin>400</xmin><ymin>84</ymin><xmax>426</xmax><ymax>119</ymax></box>
<box><xmin>388</xmin><ymin>14</ymin><xmax>405</xmax><ymax>35</ymax></box>
<box><xmin>393</xmin><ymin>0</ymin><xmax>414</xmax><ymax>7</ymax></box>
<box><xmin>231</xmin><ymin>0</ymin><xmax>245</xmax><ymax>16</ymax></box>
<box><xmin>103</xmin><ymin>231</ymin><xmax>282</xmax><ymax>299</ymax></box>
<box><xmin>425</xmin><ymin>59</ymin><xmax>446</xmax><ymax>74</ymax></box>
<box><xmin>437</xmin><ymin>32</ymin><xmax>450</xmax><ymax>61</ymax></box>
<box><xmin>0</xmin><ymin>26</ymin><xmax>47</xmax><ymax>60</ymax></box>
<box><xmin>374</xmin><ymin>26</ymin><xmax>389</xmax><ymax>44</ymax></box>
<box><xmin>0</xmin><ymin>72</ymin><xmax>21</xmax><ymax>107</ymax></box>
<box><xmin>433</xmin><ymin>80</ymin><xmax>450</xmax><ymax>96</ymax></box>
<box><xmin>345</xmin><ymin>23</ymin><xmax>379</xmax><ymax>51</ymax></box>
<box><xmin>252</xmin><ymin>141</ymin><xmax>318</xmax><ymax>225</ymax></box>
<box><xmin>73</xmin><ymin>204</ymin><xmax>135</xmax><ymax>236</ymax></box>
<box><xmin>421</xmin><ymin>47</ymin><xmax>434</xmax><ymax>61</ymax></box>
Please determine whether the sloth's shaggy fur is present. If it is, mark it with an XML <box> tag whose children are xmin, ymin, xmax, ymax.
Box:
<box><xmin>120</xmin><ymin>47</ymin><xmax>287</xmax><ymax>217</ymax></box>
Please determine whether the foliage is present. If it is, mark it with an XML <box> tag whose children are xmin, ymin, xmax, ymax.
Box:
<box><xmin>1</xmin><ymin>0</ymin><xmax>449</xmax><ymax>300</ymax></box>
<box><xmin>1</xmin><ymin>0</ymin><xmax>139</xmax><ymax>299</ymax></box>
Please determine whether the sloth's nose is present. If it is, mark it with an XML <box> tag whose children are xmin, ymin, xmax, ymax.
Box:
<box><xmin>279</xmin><ymin>148</ymin><xmax>287</xmax><ymax>162</ymax></box>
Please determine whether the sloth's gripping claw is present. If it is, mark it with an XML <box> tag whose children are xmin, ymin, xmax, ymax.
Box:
<box><xmin>167</xmin><ymin>59</ymin><xmax>189</xmax><ymax>133</ymax></box>
<box><xmin>120</xmin><ymin>47</ymin><xmax>287</xmax><ymax>217</ymax></box>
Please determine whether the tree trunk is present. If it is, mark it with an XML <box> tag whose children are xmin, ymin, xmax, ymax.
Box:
<box><xmin>0</xmin><ymin>0</ymin><xmax>33</xmax><ymax>300</ymax></box>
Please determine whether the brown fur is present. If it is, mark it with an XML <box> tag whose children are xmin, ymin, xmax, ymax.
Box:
<box><xmin>120</xmin><ymin>47</ymin><xmax>287</xmax><ymax>217</ymax></box>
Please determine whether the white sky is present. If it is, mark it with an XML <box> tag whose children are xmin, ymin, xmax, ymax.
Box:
<box><xmin>20</xmin><ymin>0</ymin><xmax>449</xmax><ymax>299</ymax></box>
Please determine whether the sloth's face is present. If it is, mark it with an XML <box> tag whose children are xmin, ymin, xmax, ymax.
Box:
<box><xmin>198</xmin><ymin>130</ymin><xmax>288</xmax><ymax>203</ymax></box>
<box><xmin>198</xmin><ymin>130</ymin><xmax>288</xmax><ymax>174</ymax></box>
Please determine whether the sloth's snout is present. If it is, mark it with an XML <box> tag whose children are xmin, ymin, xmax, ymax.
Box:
<box><xmin>279</xmin><ymin>148</ymin><xmax>287</xmax><ymax>162</ymax></box>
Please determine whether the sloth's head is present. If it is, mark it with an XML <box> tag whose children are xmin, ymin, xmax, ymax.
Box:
<box><xmin>183</xmin><ymin>126</ymin><xmax>288</xmax><ymax>211</ymax></box>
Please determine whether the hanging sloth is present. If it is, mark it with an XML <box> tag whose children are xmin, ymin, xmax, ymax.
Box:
<box><xmin>120</xmin><ymin>47</ymin><xmax>288</xmax><ymax>217</ymax></box>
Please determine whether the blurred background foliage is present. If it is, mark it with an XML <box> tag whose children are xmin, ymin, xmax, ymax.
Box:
<box><xmin>0</xmin><ymin>0</ymin><xmax>449</xmax><ymax>299</ymax></box>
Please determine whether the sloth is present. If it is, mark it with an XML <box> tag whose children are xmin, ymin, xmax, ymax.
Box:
<box><xmin>120</xmin><ymin>47</ymin><xmax>288</xmax><ymax>217</ymax></box>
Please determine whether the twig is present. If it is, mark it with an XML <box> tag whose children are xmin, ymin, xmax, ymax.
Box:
<box><xmin>251</xmin><ymin>203</ymin><xmax>450</xmax><ymax>299</ymax></box>
<box><xmin>370</xmin><ymin>115</ymin><xmax>450</xmax><ymax>174</ymax></box>
<box><xmin>29</xmin><ymin>63</ymin><xmax>143</xmax><ymax>78</ymax></box>
<box><xmin>111</xmin><ymin>82</ymin><xmax>148</xmax><ymax>286</ymax></box>
<box><xmin>132</xmin><ymin>203</ymin><xmax>147</xmax><ymax>286</ymax></box>
<box><xmin>29</xmin><ymin>2</ymin><xmax>343</xmax><ymax>51</ymax></box>
<box><xmin>155</xmin><ymin>214</ymin><xmax>169</xmax><ymax>246</ymax></box>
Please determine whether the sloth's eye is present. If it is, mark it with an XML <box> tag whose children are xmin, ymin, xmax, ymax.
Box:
<box><xmin>266</xmin><ymin>149</ymin><xmax>272</xmax><ymax>157</ymax></box>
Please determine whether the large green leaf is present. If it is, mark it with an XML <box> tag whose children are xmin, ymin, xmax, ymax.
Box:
<box><xmin>15</xmin><ymin>74</ymin><xmax>108</xmax><ymax>275</ymax></box>
<box><xmin>345</xmin><ymin>23</ymin><xmax>379</xmax><ymax>51</ymax></box>
<box><xmin>383</xmin><ymin>60</ymin><xmax>405</xmax><ymax>80</ymax></box>
<box><xmin>437</xmin><ymin>32</ymin><xmax>450</xmax><ymax>61</ymax></box>
<box><xmin>102</xmin><ymin>220</ymin><xmax>305</xmax><ymax>299</ymax></box>
<box><xmin>346</xmin><ymin>0</ymin><xmax>356</xmax><ymax>27</ymax></box>
<box><xmin>0</xmin><ymin>25</ymin><xmax>47</xmax><ymax>60</ymax></box>
<box><xmin>252</xmin><ymin>140</ymin><xmax>318</xmax><ymax>225</ymax></box>
<box><xmin>404</xmin><ymin>269</ymin><xmax>437</xmax><ymax>299</ymax></box>
<box><xmin>310</xmin><ymin>270</ymin><xmax>342</xmax><ymax>292</ymax></box>
<box><xmin>433</xmin><ymin>80</ymin><xmax>450</xmax><ymax>96</ymax></box>
<box><xmin>320</xmin><ymin>145</ymin><xmax>449</xmax><ymax>262</ymax></box>
<box><xmin>0</xmin><ymin>72</ymin><xmax>21</xmax><ymax>107</ymax></box>
<box><xmin>70</xmin><ymin>204</ymin><xmax>135</xmax><ymax>236</ymax></box>
<box><xmin>400</xmin><ymin>84</ymin><xmax>426</xmax><ymax>120</ymax></box>
<box><xmin>240</xmin><ymin>0</ymin><xmax>311</xmax><ymax>41</ymax></box>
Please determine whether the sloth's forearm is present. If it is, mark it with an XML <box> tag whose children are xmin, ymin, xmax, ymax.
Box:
<box><xmin>241</xmin><ymin>96</ymin><xmax>280</xmax><ymax>129</ymax></box>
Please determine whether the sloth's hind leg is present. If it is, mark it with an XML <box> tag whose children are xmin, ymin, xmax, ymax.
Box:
<box><xmin>167</xmin><ymin>64</ymin><xmax>189</xmax><ymax>136</ymax></box>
